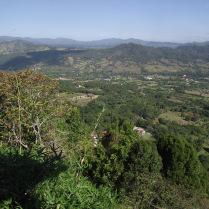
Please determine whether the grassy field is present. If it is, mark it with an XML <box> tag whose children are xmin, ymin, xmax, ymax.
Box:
<box><xmin>185</xmin><ymin>90</ymin><xmax>209</xmax><ymax>98</ymax></box>
<box><xmin>144</xmin><ymin>64</ymin><xmax>181</xmax><ymax>73</ymax></box>
<box><xmin>58</xmin><ymin>92</ymin><xmax>99</xmax><ymax>106</ymax></box>
<box><xmin>159</xmin><ymin>111</ymin><xmax>191</xmax><ymax>125</ymax></box>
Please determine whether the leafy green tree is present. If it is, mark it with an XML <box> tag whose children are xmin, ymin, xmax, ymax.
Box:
<box><xmin>119</xmin><ymin>140</ymin><xmax>162</xmax><ymax>208</ymax></box>
<box><xmin>65</xmin><ymin>108</ymin><xmax>88</xmax><ymax>143</ymax></box>
<box><xmin>157</xmin><ymin>133</ymin><xmax>209</xmax><ymax>193</ymax></box>
<box><xmin>85</xmin><ymin>120</ymin><xmax>138</xmax><ymax>187</ymax></box>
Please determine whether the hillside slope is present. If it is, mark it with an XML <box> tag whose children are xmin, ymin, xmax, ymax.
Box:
<box><xmin>0</xmin><ymin>40</ymin><xmax>50</xmax><ymax>55</ymax></box>
<box><xmin>0</xmin><ymin>42</ymin><xmax>209</xmax><ymax>76</ymax></box>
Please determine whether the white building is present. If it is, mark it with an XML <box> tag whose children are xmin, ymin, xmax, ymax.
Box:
<box><xmin>133</xmin><ymin>126</ymin><xmax>146</xmax><ymax>135</ymax></box>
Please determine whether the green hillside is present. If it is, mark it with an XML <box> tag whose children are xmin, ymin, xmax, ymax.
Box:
<box><xmin>0</xmin><ymin>42</ymin><xmax>209</xmax><ymax>78</ymax></box>
<box><xmin>0</xmin><ymin>70</ymin><xmax>209</xmax><ymax>208</ymax></box>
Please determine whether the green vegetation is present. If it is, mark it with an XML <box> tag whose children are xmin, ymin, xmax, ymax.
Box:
<box><xmin>1</xmin><ymin>42</ymin><xmax>209</xmax><ymax>79</ymax></box>
<box><xmin>0</xmin><ymin>70</ymin><xmax>209</xmax><ymax>209</ymax></box>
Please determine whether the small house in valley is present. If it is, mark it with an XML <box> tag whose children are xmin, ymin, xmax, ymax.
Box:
<box><xmin>133</xmin><ymin>126</ymin><xmax>146</xmax><ymax>135</ymax></box>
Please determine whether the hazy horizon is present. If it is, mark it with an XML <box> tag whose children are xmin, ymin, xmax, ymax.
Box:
<box><xmin>1</xmin><ymin>0</ymin><xmax>209</xmax><ymax>43</ymax></box>
<box><xmin>1</xmin><ymin>35</ymin><xmax>209</xmax><ymax>44</ymax></box>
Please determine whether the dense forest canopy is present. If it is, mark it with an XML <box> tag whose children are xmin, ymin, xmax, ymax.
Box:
<box><xmin>0</xmin><ymin>70</ymin><xmax>209</xmax><ymax>208</ymax></box>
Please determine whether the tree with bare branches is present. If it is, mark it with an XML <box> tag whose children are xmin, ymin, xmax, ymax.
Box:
<box><xmin>0</xmin><ymin>70</ymin><xmax>66</xmax><ymax>153</ymax></box>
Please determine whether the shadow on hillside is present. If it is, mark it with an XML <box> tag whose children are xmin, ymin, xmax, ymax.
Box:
<box><xmin>0</xmin><ymin>149</ymin><xmax>68</xmax><ymax>208</ymax></box>
<box><xmin>0</xmin><ymin>49</ymin><xmax>86</xmax><ymax>70</ymax></box>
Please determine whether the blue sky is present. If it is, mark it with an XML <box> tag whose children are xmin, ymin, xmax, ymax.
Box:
<box><xmin>0</xmin><ymin>0</ymin><xmax>209</xmax><ymax>42</ymax></box>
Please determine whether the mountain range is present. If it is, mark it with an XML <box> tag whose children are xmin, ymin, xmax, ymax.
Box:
<box><xmin>0</xmin><ymin>38</ymin><xmax>209</xmax><ymax>77</ymax></box>
<box><xmin>1</xmin><ymin>36</ymin><xmax>209</xmax><ymax>49</ymax></box>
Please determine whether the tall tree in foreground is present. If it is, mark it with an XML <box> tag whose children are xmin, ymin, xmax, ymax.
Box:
<box><xmin>0</xmin><ymin>70</ymin><xmax>65</xmax><ymax>153</ymax></box>
<box><xmin>156</xmin><ymin>132</ymin><xmax>209</xmax><ymax>193</ymax></box>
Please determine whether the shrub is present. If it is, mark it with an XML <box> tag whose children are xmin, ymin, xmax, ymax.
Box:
<box><xmin>33</xmin><ymin>169</ymin><xmax>118</xmax><ymax>209</ymax></box>
<box><xmin>0</xmin><ymin>144</ymin><xmax>67</xmax><ymax>208</ymax></box>
<box><xmin>157</xmin><ymin>134</ymin><xmax>209</xmax><ymax>193</ymax></box>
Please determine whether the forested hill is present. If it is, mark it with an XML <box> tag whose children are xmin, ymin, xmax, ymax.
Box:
<box><xmin>0</xmin><ymin>40</ymin><xmax>50</xmax><ymax>55</ymax></box>
<box><xmin>0</xmin><ymin>42</ymin><xmax>209</xmax><ymax>76</ymax></box>
<box><xmin>80</xmin><ymin>43</ymin><xmax>209</xmax><ymax>63</ymax></box>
